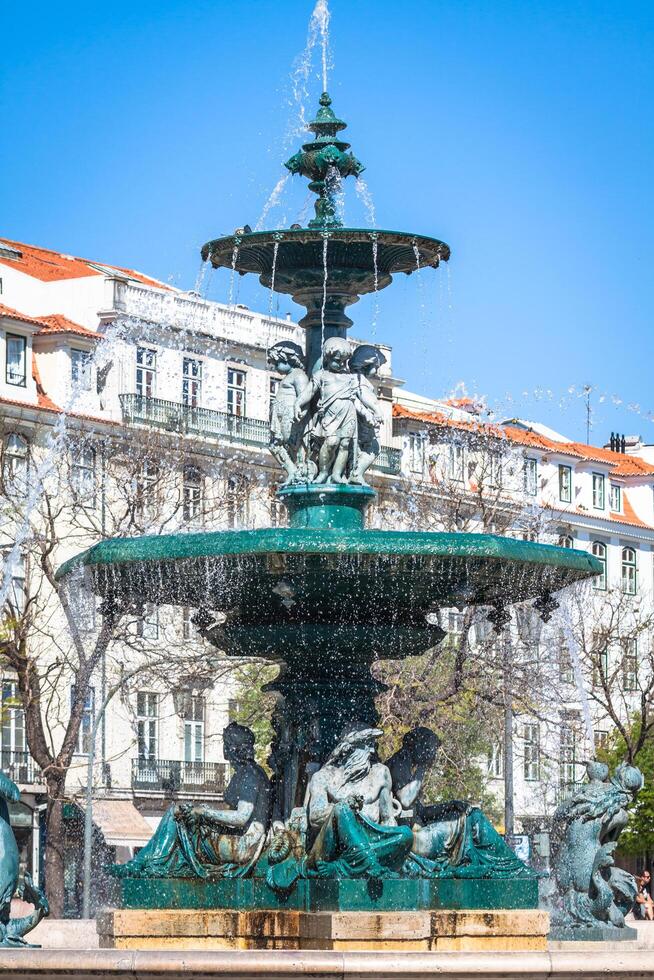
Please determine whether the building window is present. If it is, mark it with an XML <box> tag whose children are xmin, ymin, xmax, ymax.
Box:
<box><xmin>269</xmin><ymin>377</ymin><xmax>280</xmax><ymax>422</ymax></box>
<box><xmin>71</xmin><ymin>447</ymin><xmax>96</xmax><ymax>505</ymax></box>
<box><xmin>591</xmin><ymin>541</ymin><xmax>607</xmax><ymax>590</ymax></box>
<box><xmin>136</xmin><ymin>347</ymin><xmax>157</xmax><ymax>398</ymax></box>
<box><xmin>559</xmin><ymin>642</ymin><xmax>574</xmax><ymax>684</ymax></box>
<box><xmin>622</xmin><ymin>638</ymin><xmax>638</xmax><ymax>692</ymax></box>
<box><xmin>3</xmin><ymin>434</ymin><xmax>28</xmax><ymax>495</ymax></box>
<box><xmin>558</xmin><ymin>534</ymin><xmax>574</xmax><ymax>549</ymax></box>
<box><xmin>488</xmin><ymin>452</ymin><xmax>502</xmax><ymax>489</ymax></box>
<box><xmin>136</xmin><ymin>692</ymin><xmax>158</xmax><ymax>761</ymax></box>
<box><xmin>226</xmin><ymin>475</ymin><xmax>249</xmax><ymax>529</ymax></box>
<box><xmin>71</xmin><ymin>349</ymin><xmax>92</xmax><ymax>391</ymax></box>
<box><xmin>594</xmin><ymin>730</ymin><xmax>609</xmax><ymax>753</ymax></box>
<box><xmin>183</xmin><ymin>696</ymin><xmax>205</xmax><ymax>764</ymax></box>
<box><xmin>1</xmin><ymin>681</ymin><xmax>25</xmax><ymax>763</ymax></box>
<box><xmin>523</xmin><ymin>723</ymin><xmax>540</xmax><ymax>781</ymax></box>
<box><xmin>592</xmin><ymin>473</ymin><xmax>605</xmax><ymax>510</ymax></box>
<box><xmin>610</xmin><ymin>484</ymin><xmax>622</xmax><ymax>513</ymax></box>
<box><xmin>448</xmin><ymin>443</ymin><xmax>465</xmax><ymax>482</ymax></box>
<box><xmin>487</xmin><ymin>742</ymin><xmax>503</xmax><ymax>778</ymax></box>
<box><xmin>135</xmin><ymin>460</ymin><xmax>158</xmax><ymax>518</ymax></box>
<box><xmin>593</xmin><ymin>644</ymin><xmax>609</xmax><ymax>689</ymax></box>
<box><xmin>5</xmin><ymin>335</ymin><xmax>27</xmax><ymax>387</ymax></box>
<box><xmin>3</xmin><ymin>554</ymin><xmax>26</xmax><ymax>616</ymax></box>
<box><xmin>560</xmin><ymin>721</ymin><xmax>580</xmax><ymax>789</ymax></box>
<box><xmin>524</xmin><ymin>458</ymin><xmax>537</xmax><ymax>496</ymax></box>
<box><xmin>406</xmin><ymin>432</ymin><xmax>427</xmax><ymax>475</ymax></box>
<box><xmin>621</xmin><ymin>547</ymin><xmax>637</xmax><ymax>595</ymax></box>
<box><xmin>137</xmin><ymin>603</ymin><xmax>159</xmax><ymax>640</ymax></box>
<box><xmin>521</xmin><ymin>530</ymin><xmax>538</xmax><ymax>542</ymax></box>
<box><xmin>182</xmin><ymin>357</ymin><xmax>202</xmax><ymax>408</ymax></box>
<box><xmin>182</xmin><ymin>466</ymin><xmax>203</xmax><ymax>522</ymax></box>
<box><xmin>71</xmin><ymin>686</ymin><xmax>94</xmax><ymax>755</ymax></box>
<box><xmin>558</xmin><ymin>465</ymin><xmax>572</xmax><ymax>503</ymax></box>
<box><xmin>227</xmin><ymin>368</ymin><xmax>246</xmax><ymax>417</ymax></box>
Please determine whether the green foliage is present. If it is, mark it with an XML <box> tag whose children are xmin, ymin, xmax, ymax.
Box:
<box><xmin>375</xmin><ymin>645</ymin><xmax>501</xmax><ymax>818</ymax></box>
<box><xmin>599</xmin><ymin>716</ymin><xmax>654</xmax><ymax>858</ymax></box>
<box><xmin>229</xmin><ymin>662</ymin><xmax>278</xmax><ymax>770</ymax></box>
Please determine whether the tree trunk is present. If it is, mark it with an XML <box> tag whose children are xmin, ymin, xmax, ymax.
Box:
<box><xmin>44</xmin><ymin>780</ymin><xmax>66</xmax><ymax>918</ymax></box>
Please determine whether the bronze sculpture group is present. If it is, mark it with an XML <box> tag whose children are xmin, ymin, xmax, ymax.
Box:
<box><xmin>267</xmin><ymin>338</ymin><xmax>385</xmax><ymax>487</ymax></box>
<box><xmin>112</xmin><ymin>723</ymin><xmax>534</xmax><ymax>890</ymax></box>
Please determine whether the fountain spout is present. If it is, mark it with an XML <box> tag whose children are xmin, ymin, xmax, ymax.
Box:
<box><xmin>285</xmin><ymin>92</ymin><xmax>364</xmax><ymax>229</ymax></box>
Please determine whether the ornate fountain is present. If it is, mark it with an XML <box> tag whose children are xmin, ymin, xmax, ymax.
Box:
<box><xmin>57</xmin><ymin>93</ymin><xmax>616</xmax><ymax>951</ymax></box>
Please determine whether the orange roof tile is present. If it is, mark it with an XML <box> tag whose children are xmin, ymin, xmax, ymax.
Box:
<box><xmin>393</xmin><ymin>403</ymin><xmax>654</xmax><ymax>478</ymax></box>
<box><xmin>0</xmin><ymin>303</ymin><xmax>46</xmax><ymax>328</ymax></box>
<box><xmin>0</xmin><ymin>238</ymin><xmax>171</xmax><ymax>290</ymax></box>
<box><xmin>36</xmin><ymin>314</ymin><xmax>101</xmax><ymax>339</ymax></box>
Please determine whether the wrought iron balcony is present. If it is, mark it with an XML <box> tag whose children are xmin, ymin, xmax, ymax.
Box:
<box><xmin>555</xmin><ymin>780</ymin><xmax>585</xmax><ymax>804</ymax></box>
<box><xmin>1</xmin><ymin>750</ymin><xmax>41</xmax><ymax>785</ymax></box>
<box><xmin>119</xmin><ymin>394</ymin><xmax>402</xmax><ymax>474</ymax></box>
<box><xmin>131</xmin><ymin>758</ymin><xmax>227</xmax><ymax>795</ymax></box>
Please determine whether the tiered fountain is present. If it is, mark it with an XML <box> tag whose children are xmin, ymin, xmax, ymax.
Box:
<box><xmin>57</xmin><ymin>92</ymin><xmax>617</xmax><ymax>953</ymax></box>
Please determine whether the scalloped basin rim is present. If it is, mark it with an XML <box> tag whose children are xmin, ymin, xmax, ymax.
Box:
<box><xmin>56</xmin><ymin>528</ymin><xmax>601</xmax><ymax>584</ymax></box>
<box><xmin>201</xmin><ymin>226</ymin><xmax>450</xmax><ymax>257</ymax></box>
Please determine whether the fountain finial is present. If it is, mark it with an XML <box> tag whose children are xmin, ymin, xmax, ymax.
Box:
<box><xmin>285</xmin><ymin>92</ymin><xmax>364</xmax><ymax>229</ymax></box>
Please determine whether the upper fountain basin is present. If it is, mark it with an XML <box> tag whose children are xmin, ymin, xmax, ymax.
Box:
<box><xmin>56</xmin><ymin>527</ymin><xmax>600</xmax><ymax>626</ymax></box>
<box><xmin>201</xmin><ymin>227</ymin><xmax>450</xmax><ymax>298</ymax></box>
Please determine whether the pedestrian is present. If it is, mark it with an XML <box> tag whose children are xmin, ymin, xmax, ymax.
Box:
<box><xmin>634</xmin><ymin>869</ymin><xmax>654</xmax><ymax>920</ymax></box>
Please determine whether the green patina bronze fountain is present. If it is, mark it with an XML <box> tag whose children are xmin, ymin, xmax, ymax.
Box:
<box><xmin>58</xmin><ymin>93</ymin><xmax>603</xmax><ymax>918</ymax></box>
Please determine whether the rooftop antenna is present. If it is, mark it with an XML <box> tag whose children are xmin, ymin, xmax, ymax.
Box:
<box><xmin>583</xmin><ymin>385</ymin><xmax>593</xmax><ymax>444</ymax></box>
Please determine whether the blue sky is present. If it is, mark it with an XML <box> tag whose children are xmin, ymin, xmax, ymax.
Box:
<box><xmin>2</xmin><ymin>0</ymin><xmax>654</xmax><ymax>443</ymax></box>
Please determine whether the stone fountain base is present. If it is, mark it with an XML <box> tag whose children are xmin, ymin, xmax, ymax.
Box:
<box><xmin>98</xmin><ymin>907</ymin><xmax>549</xmax><ymax>952</ymax></box>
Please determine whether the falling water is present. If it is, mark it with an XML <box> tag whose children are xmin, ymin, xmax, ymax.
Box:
<box><xmin>255</xmin><ymin>174</ymin><xmax>290</xmax><ymax>232</ymax></box>
<box><xmin>559</xmin><ymin>602</ymin><xmax>595</xmax><ymax>748</ymax></box>
<box><xmin>268</xmin><ymin>240</ymin><xmax>280</xmax><ymax>320</ymax></box>
<box><xmin>321</xmin><ymin>235</ymin><xmax>329</xmax><ymax>351</ymax></box>
<box><xmin>371</xmin><ymin>235</ymin><xmax>379</xmax><ymax>336</ymax></box>
<box><xmin>355</xmin><ymin>178</ymin><xmax>376</xmax><ymax>227</ymax></box>
<box><xmin>228</xmin><ymin>245</ymin><xmax>239</xmax><ymax>312</ymax></box>
<box><xmin>288</xmin><ymin>0</ymin><xmax>333</xmax><ymax>142</ymax></box>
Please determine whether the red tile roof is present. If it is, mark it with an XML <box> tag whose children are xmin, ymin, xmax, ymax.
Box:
<box><xmin>0</xmin><ymin>238</ymin><xmax>171</xmax><ymax>290</ymax></box>
<box><xmin>36</xmin><ymin>314</ymin><xmax>101</xmax><ymax>339</ymax></box>
<box><xmin>0</xmin><ymin>304</ymin><xmax>100</xmax><ymax>340</ymax></box>
<box><xmin>393</xmin><ymin>403</ymin><xmax>654</xmax><ymax>478</ymax></box>
<box><xmin>0</xmin><ymin>304</ymin><xmax>45</xmax><ymax>328</ymax></box>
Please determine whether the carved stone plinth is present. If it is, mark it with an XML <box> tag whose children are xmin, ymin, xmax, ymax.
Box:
<box><xmin>98</xmin><ymin>907</ymin><xmax>549</xmax><ymax>952</ymax></box>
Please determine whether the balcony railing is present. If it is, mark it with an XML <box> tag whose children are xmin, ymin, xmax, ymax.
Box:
<box><xmin>1</xmin><ymin>750</ymin><xmax>41</xmax><ymax>784</ymax></box>
<box><xmin>132</xmin><ymin>758</ymin><xmax>227</xmax><ymax>794</ymax></box>
<box><xmin>119</xmin><ymin>394</ymin><xmax>402</xmax><ymax>475</ymax></box>
<box><xmin>555</xmin><ymin>780</ymin><xmax>585</xmax><ymax>804</ymax></box>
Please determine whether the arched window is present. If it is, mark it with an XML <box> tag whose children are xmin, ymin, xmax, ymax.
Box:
<box><xmin>3</xmin><ymin>434</ymin><xmax>28</xmax><ymax>495</ymax></box>
<box><xmin>621</xmin><ymin>547</ymin><xmax>637</xmax><ymax>595</ymax></box>
<box><xmin>591</xmin><ymin>541</ymin><xmax>607</xmax><ymax>590</ymax></box>
<box><xmin>559</xmin><ymin>534</ymin><xmax>574</xmax><ymax>549</ymax></box>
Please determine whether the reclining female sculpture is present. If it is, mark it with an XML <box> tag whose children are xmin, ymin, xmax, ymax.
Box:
<box><xmin>112</xmin><ymin>723</ymin><xmax>270</xmax><ymax>879</ymax></box>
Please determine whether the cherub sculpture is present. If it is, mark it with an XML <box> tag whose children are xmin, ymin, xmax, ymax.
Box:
<box><xmin>294</xmin><ymin>337</ymin><xmax>379</xmax><ymax>484</ymax></box>
<box><xmin>348</xmin><ymin>344</ymin><xmax>385</xmax><ymax>486</ymax></box>
<box><xmin>267</xmin><ymin>341</ymin><xmax>311</xmax><ymax>485</ymax></box>
<box><xmin>549</xmin><ymin>760</ymin><xmax>643</xmax><ymax>934</ymax></box>
<box><xmin>0</xmin><ymin>770</ymin><xmax>49</xmax><ymax>947</ymax></box>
